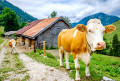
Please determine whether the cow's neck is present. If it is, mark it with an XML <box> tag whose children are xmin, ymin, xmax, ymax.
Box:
<box><xmin>86</xmin><ymin>33</ymin><xmax>93</xmax><ymax>55</ymax></box>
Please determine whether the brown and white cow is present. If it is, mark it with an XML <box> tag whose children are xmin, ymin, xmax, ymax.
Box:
<box><xmin>9</xmin><ymin>39</ymin><xmax>17</xmax><ymax>54</ymax></box>
<box><xmin>58</xmin><ymin>19</ymin><xmax>116</xmax><ymax>80</ymax></box>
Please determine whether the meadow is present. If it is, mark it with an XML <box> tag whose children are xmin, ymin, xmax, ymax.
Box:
<box><xmin>25</xmin><ymin>49</ymin><xmax>120</xmax><ymax>81</ymax></box>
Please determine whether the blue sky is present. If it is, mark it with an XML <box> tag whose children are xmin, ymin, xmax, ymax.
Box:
<box><xmin>6</xmin><ymin>0</ymin><xmax>120</xmax><ymax>22</ymax></box>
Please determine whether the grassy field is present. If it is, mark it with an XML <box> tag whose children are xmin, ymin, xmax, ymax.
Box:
<box><xmin>0</xmin><ymin>27</ymin><xmax>4</xmax><ymax>46</ymax></box>
<box><xmin>25</xmin><ymin>49</ymin><xmax>120</xmax><ymax>81</ymax></box>
<box><xmin>0</xmin><ymin>26</ymin><xmax>4</xmax><ymax>37</ymax></box>
<box><xmin>104</xmin><ymin>20</ymin><xmax>120</xmax><ymax>42</ymax></box>
<box><xmin>0</xmin><ymin>37</ymin><xmax>4</xmax><ymax>45</ymax></box>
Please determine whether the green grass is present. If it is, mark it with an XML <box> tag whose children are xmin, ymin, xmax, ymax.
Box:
<box><xmin>26</xmin><ymin>49</ymin><xmax>59</xmax><ymax>68</ymax></box>
<box><xmin>104</xmin><ymin>20</ymin><xmax>120</xmax><ymax>42</ymax></box>
<box><xmin>0</xmin><ymin>37</ymin><xmax>4</xmax><ymax>45</ymax></box>
<box><xmin>0</xmin><ymin>26</ymin><xmax>4</xmax><ymax>37</ymax></box>
<box><xmin>25</xmin><ymin>49</ymin><xmax>120</xmax><ymax>81</ymax></box>
<box><xmin>0</xmin><ymin>27</ymin><xmax>5</xmax><ymax>46</ymax></box>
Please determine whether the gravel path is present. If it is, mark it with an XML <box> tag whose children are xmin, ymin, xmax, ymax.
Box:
<box><xmin>19</xmin><ymin>53</ymin><xmax>74</xmax><ymax>81</ymax></box>
<box><xmin>0</xmin><ymin>40</ymin><xmax>6</xmax><ymax>66</ymax></box>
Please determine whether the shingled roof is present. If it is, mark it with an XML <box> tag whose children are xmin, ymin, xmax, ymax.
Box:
<box><xmin>15</xmin><ymin>20</ymin><xmax>43</xmax><ymax>35</ymax></box>
<box><xmin>4</xmin><ymin>31</ymin><xmax>17</xmax><ymax>36</ymax></box>
<box><xmin>16</xmin><ymin>17</ymin><xmax>72</xmax><ymax>39</ymax></box>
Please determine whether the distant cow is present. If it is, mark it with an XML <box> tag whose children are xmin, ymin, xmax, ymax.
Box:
<box><xmin>9</xmin><ymin>39</ymin><xmax>17</xmax><ymax>54</ymax></box>
<box><xmin>58</xmin><ymin>19</ymin><xmax>116</xmax><ymax>81</ymax></box>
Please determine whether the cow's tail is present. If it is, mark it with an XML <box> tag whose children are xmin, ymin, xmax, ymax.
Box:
<box><xmin>62</xmin><ymin>51</ymin><xmax>65</xmax><ymax>60</ymax></box>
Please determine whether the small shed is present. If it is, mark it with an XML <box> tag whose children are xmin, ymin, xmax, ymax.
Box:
<box><xmin>15</xmin><ymin>16</ymin><xmax>72</xmax><ymax>49</ymax></box>
<box><xmin>4</xmin><ymin>31</ymin><xmax>16</xmax><ymax>39</ymax></box>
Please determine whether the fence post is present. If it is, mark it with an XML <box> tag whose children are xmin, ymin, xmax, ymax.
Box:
<box><xmin>34</xmin><ymin>41</ymin><xmax>36</xmax><ymax>53</ymax></box>
<box><xmin>43</xmin><ymin>41</ymin><xmax>46</xmax><ymax>57</ymax></box>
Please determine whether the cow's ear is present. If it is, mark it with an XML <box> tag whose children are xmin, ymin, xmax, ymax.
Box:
<box><xmin>76</xmin><ymin>24</ymin><xmax>86</xmax><ymax>32</ymax></box>
<box><xmin>104</xmin><ymin>25</ymin><xmax>116</xmax><ymax>33</ymax></box>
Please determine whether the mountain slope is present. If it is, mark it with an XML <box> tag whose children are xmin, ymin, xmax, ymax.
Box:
<box><xmin>0</xmin><ymin>0</ymin><xmax>37</xmax><ymax>22</ymax></box>
<box><xmin>104</xmin><ymin>20</ymin><xmax>120</xmax><ymax>42</ymax></box>
<box><xmin>72</xmin><ymin>13</ymin><xmax>120</xmax><ymax>27</ymax></box>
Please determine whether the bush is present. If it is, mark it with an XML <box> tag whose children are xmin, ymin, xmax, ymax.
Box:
<box><xmin>49</xmin><ymin>46</ymin><xmax>56</xmax><ymax>49</ymax></box>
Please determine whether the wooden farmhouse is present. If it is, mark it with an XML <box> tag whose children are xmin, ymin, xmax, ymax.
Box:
<box><xmin>15</xmin><ymin>17</ymin><xmax>72</xmax><ymax>49</ymax></box>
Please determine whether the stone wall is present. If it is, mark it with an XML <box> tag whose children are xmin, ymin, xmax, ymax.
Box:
<box><xmin>25</xmin><ymin>38</ymin><xmax>30</xmax><ymax>47</ymax></box>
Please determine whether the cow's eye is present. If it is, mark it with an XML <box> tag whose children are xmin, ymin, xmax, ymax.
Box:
<box><xmin>89</xmin><ymin>30</ymin><xmax>93</xmax><ymax>33</ymax></box>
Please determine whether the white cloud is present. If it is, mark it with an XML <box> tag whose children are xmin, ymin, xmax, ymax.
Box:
<box><xmin>6</xmin><ymin>0</ymin><xmax>120</xmax><ymax>22</ymax></box>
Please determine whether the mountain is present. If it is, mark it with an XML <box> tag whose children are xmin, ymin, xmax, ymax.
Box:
<box><xmin>104</xmin><ymin>20</ymin><xmax>120</xmax><ymax>42</ymax></box>
<box><xmin>0</xmin><ymin>0</ymin><xmax>37</xmax><ymax>22</ymax></box>
<box><xmin>72</xmin><ymin>13</ymin><xmax>120</xmax><ymax>27</ymax></box>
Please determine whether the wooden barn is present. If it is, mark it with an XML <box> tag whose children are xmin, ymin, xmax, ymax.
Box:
<box><xmin>15</xmin><ymin>17</ymin><xmax>72</xmax><ymax>49</ymax></box>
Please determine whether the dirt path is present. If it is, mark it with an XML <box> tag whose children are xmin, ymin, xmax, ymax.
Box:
<box><xmin>2</xmin><ymin>39</ymin><xmax>73</xmax><ymax>81</ymax></box>
<box><xmin>0</xmin><ymin>40</ymin><xmax>6</xmax><ymax>65</ymax></box>
<box><xmin>19</xmin><ymin>53</ymin><xmax>74</xmax><ymax>81</ymax></box>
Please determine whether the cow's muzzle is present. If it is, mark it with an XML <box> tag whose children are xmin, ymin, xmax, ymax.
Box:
<box><xmin>96</xmin><ymin>42</ymin><xmax>106</xmax><ymax>50</ymax></box>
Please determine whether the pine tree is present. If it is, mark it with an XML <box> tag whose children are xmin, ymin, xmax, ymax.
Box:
<box><xmin>0</xmin><ymin>5</ymin><xmax>3</xmax><ymax>14</ymax></box>
<box><xmin>63</xmin><ymin>16</ymin><xmax>72</xmax><ymax>26</ymax></box>
<box><xmin>112</xmin><ymin>34</ymin><xmax>119</xmax><ymax>56</ymax></box>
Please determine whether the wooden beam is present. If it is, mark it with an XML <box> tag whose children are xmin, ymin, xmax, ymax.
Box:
<box><xmin>34</xmin><ymin>41</ymin><xmax>36</xmax><ymax>53</ymax></box>
<box><xmin>43</xmin><ymin>41</ymin><xmax>46</xmax><ymax>57</ymax></box>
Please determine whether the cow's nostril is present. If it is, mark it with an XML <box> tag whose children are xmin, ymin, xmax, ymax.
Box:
<box><xmin>97</xmin><ymin>43</ymin><xmax>100</xmax><ymax>46</ymax></box>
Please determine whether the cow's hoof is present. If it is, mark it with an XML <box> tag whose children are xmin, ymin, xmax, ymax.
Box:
<box><xmin>75</xmin><ymin>80</ymin><xmax>81</xmax><ymax>81</ymax></box>
<box><xmin>86</xmin><ymin>76</ymin><xmax>91</xmax><ymax>79</ymax></box>
<box><xmin>60</xmin><ymin>66</ymin><xmax>64</xmax><ymax>68</ymax></box>
<box><xmin>66</xmin><ymin>68</ymin><xmax>70</xmax><ymax>71</ymax></box>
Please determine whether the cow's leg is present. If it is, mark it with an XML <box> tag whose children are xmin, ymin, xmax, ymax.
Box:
<box><xmin>74</xmin><ymin>56</ymin><xmax>80</xmax><ymax>81</ymax></box>
<box><xmin>81</xmin><ymin>53</ymin><xmax>91</xmax><ymax>77</ymax></box>
<box><xmin>59</xmin><ymin>49</ymin><xmax>63</xmax><ymax>67</ymax></box>
<box><xmin>14</xmin><ymin>47</ymin><xmax>16</xmax><ymax>54</ymax></box>
<box><xmin>11</xmin><ymin>48</ymin><xmax>13</xmax><ymax>54</ymax></box>
<box><xmin>65</xmin><ymin>52</ymin><xmax>70</xmax><ymax>69</ymax></box>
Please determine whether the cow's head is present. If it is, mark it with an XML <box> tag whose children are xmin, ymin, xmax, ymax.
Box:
<box><xmin>76</xmin><ymin>19</ymin><xmax>116</xmax><ymax>51</ymax></box>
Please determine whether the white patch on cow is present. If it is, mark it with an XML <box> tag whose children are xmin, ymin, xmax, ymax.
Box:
<box><xmin>59</xmin><ymin>49</ymin><xmax>63</xmax><ymax>66</ymax></box>
<box><xmin>10</xmin><ymin>39</ymin><xmax>16</xmax><ymax>54</ymax></box>
<box><xmin>65</xmin><ymin>51</ymin><xmax>70</xmax><ymax>69</ymax></box>
<box><xmin>86</xmin><ymin>19</ymin><xmax>106</xmax><ymax>51</ymax></box>
<box><xmin>74</xmin><ymin>56</ymin><xmax>80</xmax><ymax>80</ymax></box>
<box><xmin>78</xmin><ymin>53</ymin><xmax>91</xmax><ymax>76</ymax></box>
<box><xmin>73</xmin><ymin>30</ymin><xmax>78</xmax><ymax>38</ymax></box>
<box><xmin>78</xmin><ymin>53</ymin><xmax>90</xmax><ymax>65</ymax></box>
<box><xmin>85</xmin><ymin>66</ymin><xmax>90</xmax><ymax>76</ymax></box>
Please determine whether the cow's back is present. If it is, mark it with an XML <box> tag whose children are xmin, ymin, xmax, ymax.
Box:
<box><xmin>58</xmin><ymin>28</ymin><xmax>76</xmax><ymax>52</ymax></box>
<box><xmin>58</xmin><ymin>27</ymin><xmax>89</xmax><ymax>54</ymax></box>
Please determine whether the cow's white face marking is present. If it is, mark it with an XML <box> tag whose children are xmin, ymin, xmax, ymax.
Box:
<box><xmin>86</xmin><ymin>19</ymin><xmax>106</xmax><ymax>51</ymax></box>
